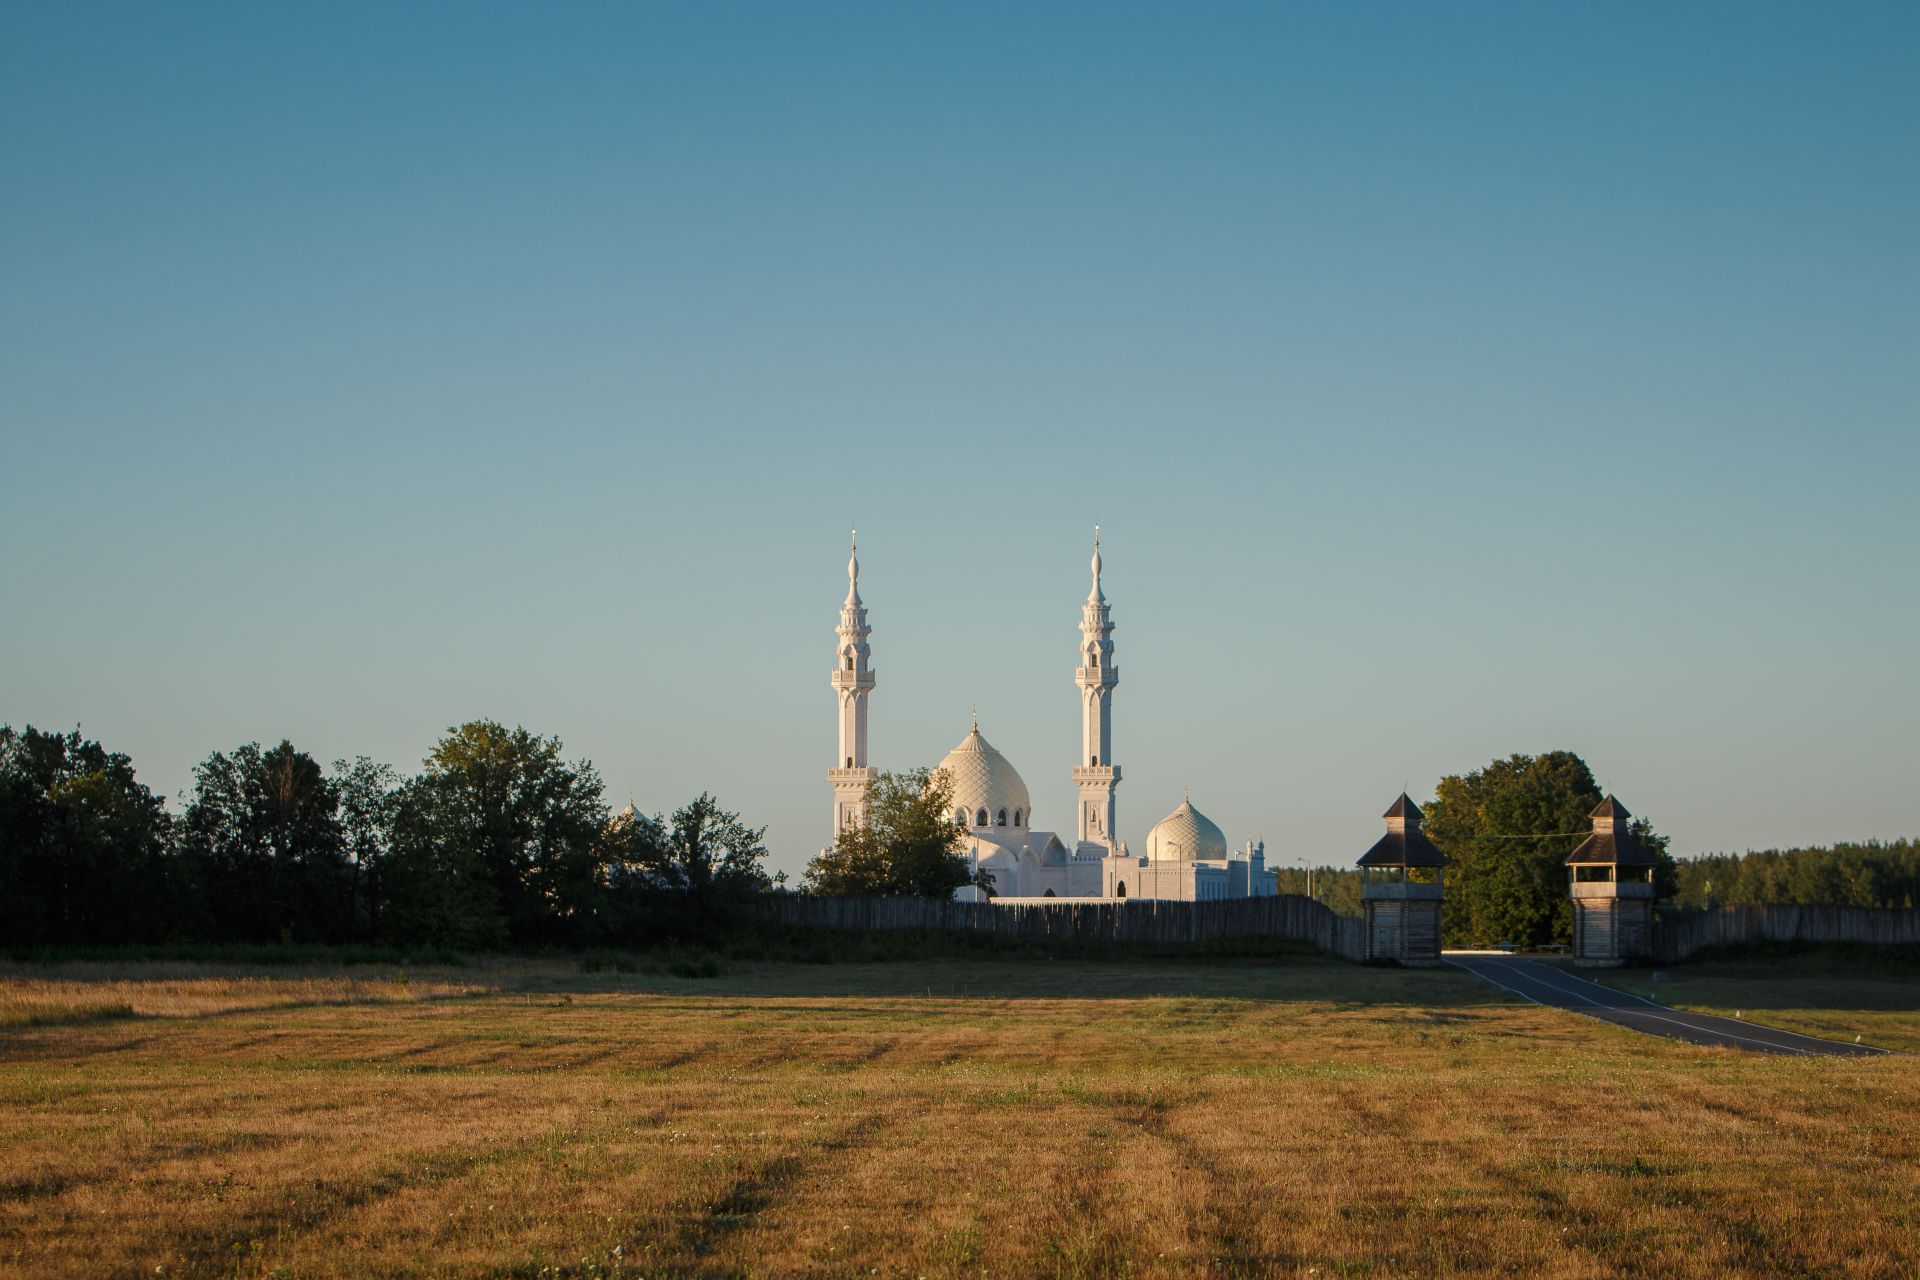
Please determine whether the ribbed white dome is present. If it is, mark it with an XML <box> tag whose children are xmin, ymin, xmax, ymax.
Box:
<box><xmin>936</xmin><ymin>727</ymin><xmax>1032</xmax><ymax>827</ymax></box>
<box><xmin>1144</xmin><ymin>797</ymin><xmax>1227</xmax><ymax>862</ymax></box>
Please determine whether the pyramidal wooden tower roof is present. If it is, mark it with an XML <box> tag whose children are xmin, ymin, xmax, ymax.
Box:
<box><xmin>1357</xmin><ymin>793</ymin><xmax>1449</xmax><ymax>868</ymax></box>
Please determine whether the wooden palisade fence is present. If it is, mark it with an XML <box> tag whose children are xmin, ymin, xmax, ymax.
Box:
<box><xmin>1652</xmin><ymin>904</ymin><xmax>1920</xmax><ymax>963</ymax></box>
<box><xmin>755</xmin><ymin>896</ymin><xmax>1920</xmax><ymax>968</ymax></box>
<box><xmin>754</xmin><ymin>893</ymin><xmax>1368</xmax><ymax>962</ymax></box>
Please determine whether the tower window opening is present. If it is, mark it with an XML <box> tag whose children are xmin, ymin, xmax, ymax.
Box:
<box><xmin>844</xmin><ymin>656</ymin><xmax>853</xmax><ymax>670</ymax></box>
<box><xmin>976</xmin><ymin>808</ymin><xmax>988</xmax><ymax>827</ymax></box>
<box><xmin>996</xmin><ymin>808</ymin><xmax>1007</xmax><ymax>827</ymax></box>
<box><xmin>1090</xmin><ymin>654</ymin><xmax>1098</xmax><ymax>669</ymax></box>
<box><xmin>845</xmin><ymin>756</ymin><xmax>852</xmax><ymax>768</ymax></box>
<box><xmin>1091</xmin><ymin>754</ymin><xmax>1098</xmax><ymax>766</ymax></box>
<box><xmin>1116</xmin><ymin>881</ymin><xmax>1127</xmax><ymax>899</ymax></box>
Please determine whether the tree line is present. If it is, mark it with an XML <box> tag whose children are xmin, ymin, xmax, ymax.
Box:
<box><xmin>5</xmin><ymin>722</ymin><xmax>1908</xmax><ymax>955</ymax></box>
<box><xmin>0</xmin><ymin>722</ymin><xmax>774</xmax><ymax>951</ymax></box>
<box><xmin>1667</xmin><ymin>840</ymin><xmax>1919</xmax><ymax>912</ymax></box>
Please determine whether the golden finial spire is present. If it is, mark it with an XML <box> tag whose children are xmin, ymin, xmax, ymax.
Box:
<box><xmin>1089</xmin><ymin>524</ymin><xmax>1106</xmax><ymax>601</ymax></box>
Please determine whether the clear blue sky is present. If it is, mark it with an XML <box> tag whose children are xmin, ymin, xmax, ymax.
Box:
<box><xmin>3</xmin><ymin>2</ymin><xmax>1915</xmax><ymax>876</ymax></box>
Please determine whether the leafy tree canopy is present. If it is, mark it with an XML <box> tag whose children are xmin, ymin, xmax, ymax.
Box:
<box><xmin>803</xmin><ymin>768</ymin><xmax>985</xmax><ymax>898</ymax></box>
<box><xmin>179</xmin><ymin>740</ymin><xmax>353</xmax><ymax>944</ymax></box>
<box><xmin>383</xmin><ymin>721</ymin><xmax>609</xmax><ymax>948</ymax></box>
<box><xmin>0</xmin><ymin>725</ymin><xmax>174</xmax><ymax>946</ymax></box>
<box><xmin>615</xmin><ymin>793</ymin><xmax>772</xmax><ymax>941</ymax></box>
<box><xmin>1422</xmin><ymin>750</ymin><xmax>1671</xmax><ymax>948</ymax></box>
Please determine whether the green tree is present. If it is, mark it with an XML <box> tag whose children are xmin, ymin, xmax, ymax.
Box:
<box><xmin>382</xmin><ymin>721</ymin><xmax>609</xmax><ymax>947</ymax></box>
<box><xmin>1270</xmin><ymin>866</ymin><xmax>1364</xmax><ymax>917</ymax></box>
<box><xmin>1423</xmin><ymin>750</ymin><xmax>1671</xmax><ymax>949</ymax></box>
<box><xmin>332</xmin><ymin>755</ymin><xmax>401</xmax><ymax>938</ymax></box>
<box><xmin>803</xmin><ymin>768</ymin><xmax>986</xmax><ymax>898</ymax></box>
<box><xmin>0</xmin><ymin>725</ymin><xmax>176</xmax><ymax>946</ymax></box>
<box><xmin>1640</xmin><ymin>819</ymin><xmax>1678</xmax><ymax>902</ymax></box>
<box><xmin>616</xmin><ymin>794</ymin><xmax>772</xmax><ymax>943</ymax></box>
<box><xmin>179</xmin><ymin>741</ymin><xmax>354</xmax><ymax>943</ymax></box>
<box><xmin>380</xmin><ymin>779</ymin><xmax>502</xmax><ymax>949</ymax></box>
<box><xmin>599</xmin><ymin>801</ymin><xmax>665</xmax><ymax>939</ymax></box>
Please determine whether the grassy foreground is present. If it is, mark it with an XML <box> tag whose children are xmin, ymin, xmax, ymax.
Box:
<box><xmin>1</xmin><ymin>953</ymin><xmax>1916</xmax><ymax>1279</ymax></box>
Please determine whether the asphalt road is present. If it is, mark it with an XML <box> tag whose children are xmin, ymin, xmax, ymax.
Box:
<box><xmin>1448</xmin><ymin>954</ymin><xmax>1888</xmax><ymax>1056</ymax></box>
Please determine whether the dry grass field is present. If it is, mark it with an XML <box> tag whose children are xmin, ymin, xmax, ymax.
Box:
<box><xmin>2</xmin><ymin>951</ymin><xmax>1916</xmax><ymax>1279</ymax></box>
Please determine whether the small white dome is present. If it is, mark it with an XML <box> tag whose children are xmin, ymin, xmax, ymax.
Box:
<box><xmin>936</xmin><ymin>726</ymin><xmax>1032</xmax><ymax>828</ymax></box>
<box><xmin>1144</xmin><ymin>797</ymin><xmax>1227</xmax><ymax>862</ymax></box>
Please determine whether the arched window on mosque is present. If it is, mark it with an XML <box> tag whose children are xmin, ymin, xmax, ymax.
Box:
<box><xmin>955</xmin><ymin>808</ymin><xmax>967</xmax><ymax>826</ymax></box>
<box><xmin>1090</xmin><ymin>754</ymin><xmax>1098</xmax><ymax>766</ymax></box>
<box><xmin>1013</xmin><ymin>809</ymin><xmax>1023</xmax><ymax>827</ymax></box>
<box><xmin>975</xmin><ymin>809</ymin><xmax>988</xmax><ymax>827</ymax></box>
<box><xmin>1090</xmin><ymin>654</ymin><xmax>1098</xmax><ymax>669</ymax></box>
<box><xmin>1115</xmin><ymin>881</ymin><xmax>1127</xmax><ymax>898</ymax></box>
<box><xmin>845</xmin><ymin>756</ymin><xmax>852</xmax><ymax>768</ymax></box>
<box><xmin>844</xmin><ymin>655</ymin><xmax>853</xmax><ymax>670</ymax></box>
<box><xmin>996</xmin><ymin>808</ymin><xmax>1007</xmax><ymax>827</ymax></box>
<box><xmin>1043</xmin><ymin>889</ymin><xmax>1057</xmax><ymax>898</ymax></box>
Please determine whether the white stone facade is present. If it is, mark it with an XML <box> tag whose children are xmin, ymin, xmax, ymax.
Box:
<box><xmin>828</xmin><ymin>534</ymin><xmax>876</xmax><ymax>837</ymax></box>
<box><xmin>825</xmin><ymin>531</ymin><xmax>1277</xmax><ymax>903</ymax></box>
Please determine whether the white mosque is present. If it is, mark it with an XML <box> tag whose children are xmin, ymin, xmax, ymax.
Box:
<box><xmin>826</xmin><ymin>532</ymin><xmax>1276</xmax><ymax>903</ymax></box>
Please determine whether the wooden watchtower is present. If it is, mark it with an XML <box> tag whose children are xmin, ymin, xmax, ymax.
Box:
<box><xmin>1567</xmin><ymin>796</ymin><xmax>1656</xmax><ymax>966</ymax></box>
<box><xmin>1357</xmin><ymin>794</ymin><xmax>1447</xmax><ymax>966</ymax></box>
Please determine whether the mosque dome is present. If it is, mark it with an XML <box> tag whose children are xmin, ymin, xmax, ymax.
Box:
<box><xmin>936</xmin><ymin>725</ymin><xmax>1033</xmax><ymax>828</ymax></box>
<box><xmin>1144</xmin><ymin>796</ymin><xmax>1228</xmax><ymax>862</ymax></box>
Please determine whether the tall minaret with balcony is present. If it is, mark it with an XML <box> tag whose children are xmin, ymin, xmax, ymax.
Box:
<box><xmin>828</xmin><ymin>532</ymin><xmax>877</xmax><ymax>838</ymax></box>
<box><xmin>1072</xmin><ymin>528</ymin><xmax>1121</xmax><ymax>851</ymax></box>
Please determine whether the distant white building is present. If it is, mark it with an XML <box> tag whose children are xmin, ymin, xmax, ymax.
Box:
<box><xmin>824</xmin><ymin>531</ymin><xmax>1275</xmax><ymax>903</ymax></box>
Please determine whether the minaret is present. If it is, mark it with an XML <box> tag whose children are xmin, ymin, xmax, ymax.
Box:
<box><xmin>1072</xmin><ymin>527</ymin><xmax>1121</xmax><ymax>850</ymax></box>
<box><xmin>828</xmin><ymin>531</ymin><xmax>877</xmax><ymax>838</ymax></box>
